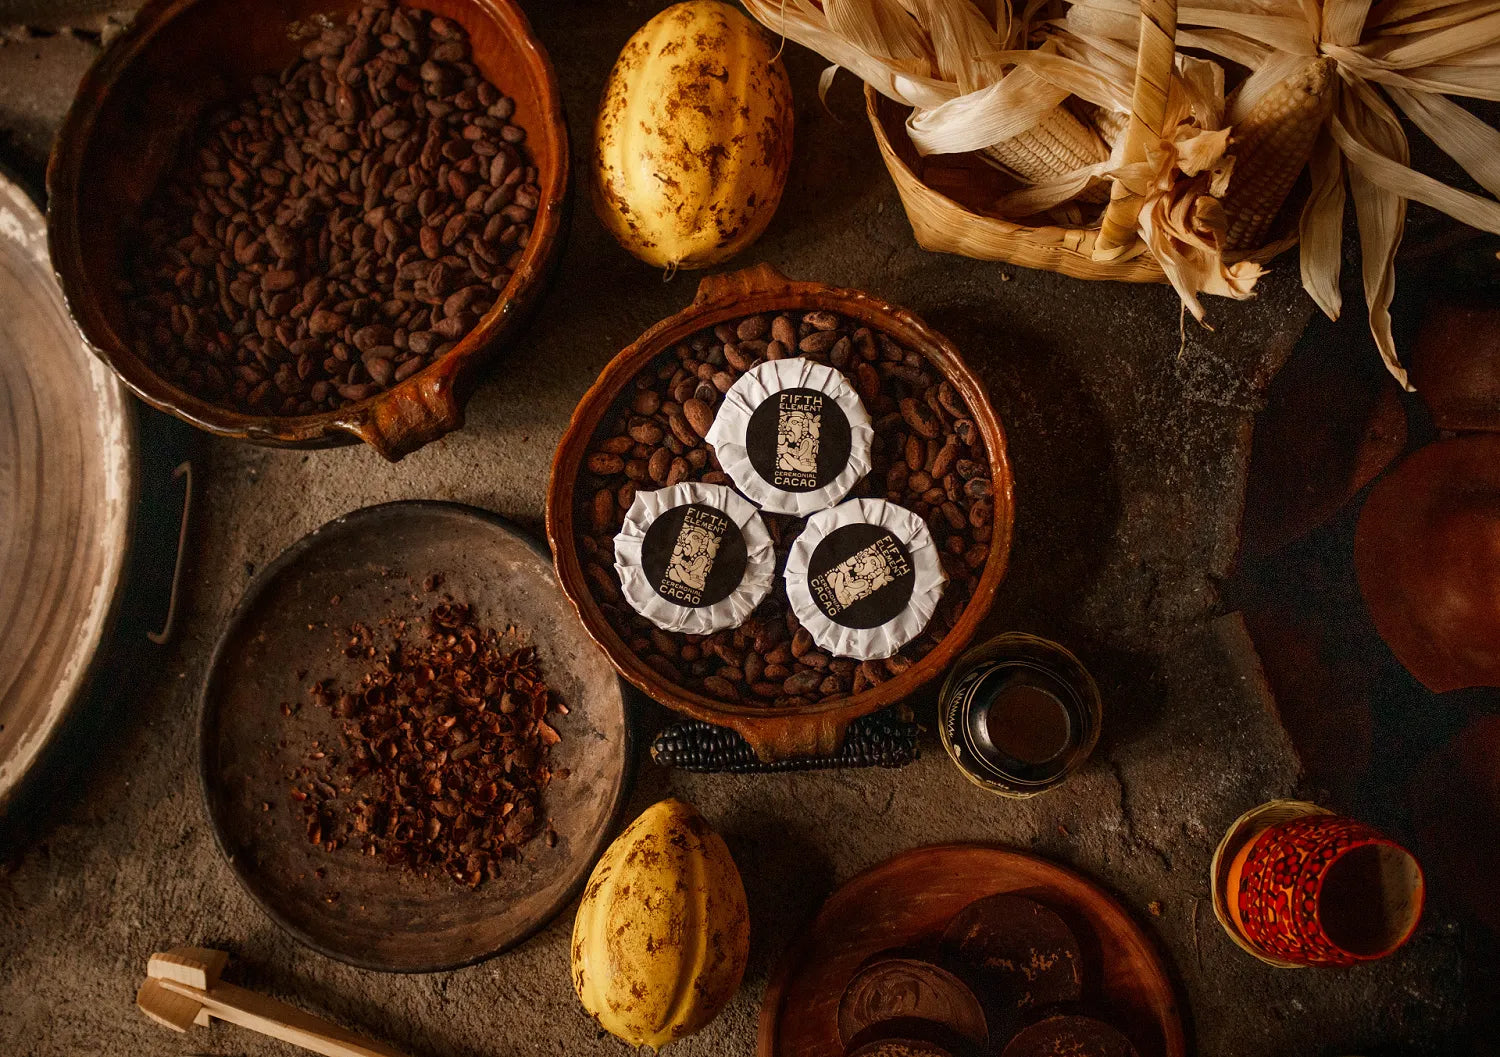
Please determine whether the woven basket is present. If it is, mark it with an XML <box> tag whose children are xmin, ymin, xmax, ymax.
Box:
<box><xmin>864</xmin><ymin>0</ymin><xmax>1296</xmax><ymax>283</ymax></box>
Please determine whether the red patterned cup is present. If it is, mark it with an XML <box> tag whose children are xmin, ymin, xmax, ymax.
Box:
<box><xmin>1227</xmin><ymin>814</ymin><xmax>1425</xmax><ymax>966</ymax></box>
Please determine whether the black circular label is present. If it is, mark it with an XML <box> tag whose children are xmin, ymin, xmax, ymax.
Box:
<box><xmin>640</xmin><ymin>504</ymin><xmax>747</xmax><ymax>608</ymax></box>
<box><xmin>744</xmin><ymin>387</ymin><xmax>852</xmax><ymax>493</ymax></box>
<box><xmin>805</xmin><ymin>523</ymin><xmax>916</xmax><ymax>629</ymax></box>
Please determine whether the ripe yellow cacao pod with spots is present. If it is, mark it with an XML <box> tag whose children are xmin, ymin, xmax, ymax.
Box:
<box><xmin>571</xmin><ymin>798</ymin><xmax>750</xmax><ymax>1049</ymax></box>
<box><xmin>591</xmin><ymin>0</ymin><xmax>794</xmax><ymax>270</ymax></box>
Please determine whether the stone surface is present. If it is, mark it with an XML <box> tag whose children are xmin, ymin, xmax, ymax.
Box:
<box><xmin>0</xmin><ymin>2</ymin><xmax>1481</xmax><ymax>1056</ymax></box>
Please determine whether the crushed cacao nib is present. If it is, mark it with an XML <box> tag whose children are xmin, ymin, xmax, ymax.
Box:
<box><xmin>287</xmin><ymin>598</ymin><xmax>562</xmax><ymax>887</ymax></box>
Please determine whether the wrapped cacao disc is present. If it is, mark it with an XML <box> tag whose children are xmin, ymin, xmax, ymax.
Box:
<box><xmin>704</xmin><ymin>357</ymin><xmax>873</xmax><ymax>515</ymax></box>
<box><xmin>784</xmin><ymin>499</ymin><xmax>946</xmax><ymax>660</ymax></box>
<box><xmin>837</xmin><ymin>956</ymin><xmax>987</xmax><ymax>1049</ymax></box>
<box><xmin>939</xmin><ymin>893</ymin><xmax>1082</xmax><ymax>1026</ymax></box>
<box><xmin>999</xmin><ymin>1015</ymin><xmax>1138</xmax><ymax>1057</ymax></box>
<box><xmin>613</xmin><ymin>482</ymin><xmax>774</xmax><ymax>634</ymax></box>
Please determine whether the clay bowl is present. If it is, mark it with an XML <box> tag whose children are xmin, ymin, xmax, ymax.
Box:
<box><xmin>46</xmin><ymin>0</ymin><xmax>568</xmax><ymax>461</ymax></box>
<box><xmin>546</xmin><ymin>263</ymin><xmax>1015</xmax><ymax>761</ymax></box>
<box><xmin>1354</xmin><ymin>434</ymin><xmax>1500</xmax><ymax>693</ymax></box>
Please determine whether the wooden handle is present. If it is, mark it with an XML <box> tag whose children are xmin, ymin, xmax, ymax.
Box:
<box><xmin>155</xmin><ymin>978</ymin><xmax>411</xmax><ymax>1057</ymax></box>
<box><xmin>723</xmin><ymin>709</ymin><xmax>852</xmax><ymax>762</ymax></box>
<box><xmin>692</xmin><ymin>262</ymin><xmax>792</xmax><ymax>306</ymax></box>
<box><xmin>1095</xmin><ymin>0</ymin><xmax>1179</xmax><ymax>257</ymax></box>
<box><xmin>340</xmin><ymin>367</ymin><xmax>465</xmax><ymax>461</ymax></box>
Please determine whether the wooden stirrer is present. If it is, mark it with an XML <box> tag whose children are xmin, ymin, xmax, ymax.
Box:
<box><xmin>136</xmin><ymin>946</ymin><xmax>411</xmax><ymax>1057</ymax></box>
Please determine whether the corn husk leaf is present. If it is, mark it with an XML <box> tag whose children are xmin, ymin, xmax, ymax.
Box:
<box><xmin>1299</xmin><ymin>126</ymin><xmax>1346</xmax><ymax>322</ymax></box>
<box><xmin>744</xmin><ymin>0</ymin><xmax>1500</xmax><ymax>367</ymax></box>
<box><xmin>1336</xmin><ymin>78</ymin><xmax>1409</xmax><ymax>387</ymax></box>
<box><xmin>907</xmin><ymin>48</ymin><xmax>1070</xmax><ymax>153</ymax></box>
<box><xmin>742</xmin><ymin>0</ymin><xmax>956</xmax><ymax>107</ymax></box>
<box><xmin>1159</xmin><ymin>0</ymin><xmax>1500</xmax><ymax>385</ymax></box>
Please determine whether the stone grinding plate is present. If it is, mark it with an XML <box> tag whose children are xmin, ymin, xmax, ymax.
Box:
<box><xmin>0</xmin><ymin>169</ymin><xmax>135</xmax><ymax>817</ymax></box>
<box><xmin>199</xmin><ymin>501</ymin><xmax>631</xmax><ymax>971</ymax></box>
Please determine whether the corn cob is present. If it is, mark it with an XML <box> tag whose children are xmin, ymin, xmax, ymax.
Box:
<box><xmin>650</xmin><ymin>710</ymin><xmax>919</xmax><ymax>772</ymax></box>
<box><xmin>1088</xmin><ymin>106</ymin><xmax>1131</xmax><ymax>151</ymax></box>
<box><xmin>1221</xmin><ymin>57</ymin><xmax>1337</xmax><ymax>250</ymax></box>
<box><xmin>980</xmin><ymin>104</ymin><xmax>1109</xmax><ymax>188</ymax></box>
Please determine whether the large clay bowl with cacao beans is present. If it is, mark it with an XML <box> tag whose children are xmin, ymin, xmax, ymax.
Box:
<box><xmin>547</xmin><ymin>264</ymin><xmax>1014</xmax><ymax>761</ymax></box>
<box><xmin>47</xmin><ymin>0</ymin><xmax>567</xmax><ymax>460</ymax></box>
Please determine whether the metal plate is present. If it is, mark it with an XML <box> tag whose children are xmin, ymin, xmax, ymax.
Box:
<box><xmin>0</xmin><ymin>167</ymin><xmax>136</xmax><ymax>817</ymax></box>
<box><xmin>200</xmin><ymin>501</ymin><xmax>631</xmax><ymax>972</ymax></box>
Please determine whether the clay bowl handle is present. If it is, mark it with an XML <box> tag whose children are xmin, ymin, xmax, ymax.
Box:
<box><xmin>718</xmin><ymin>708</ymin><xmax>852</xmax><ymax>761</ymax></box>
<box><xmin>692</xmin><ymin>262</ymin><xmax>794</xmax><ymax>306</ymax></box>
<box><xmin>336</xmin><ymin>365</ymin><xmax>463</xmax><ymax>461</ymax></box>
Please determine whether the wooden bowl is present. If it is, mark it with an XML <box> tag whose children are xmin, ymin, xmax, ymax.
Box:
<box><xmin>546</xmin><ymin>264</ymin><xmax>1015</xmax><ymax>761</ymax></box>
<box><xmin>0</xmin><ymin>167</ymin><xmax>135</xmax><ymax>820</ymax></box>
<box><xmin>200</xmin><ymin>502</ymin><xmax>632</xmax><ymax>971</ymax></box>
<box><xmin>46</xmin><ymin>0</ymin><xmax>568</xmax><ymax>461</ymax></box>
<box><xmin>758</xmin><ymin>843</ymin><xmax>1185</xmax><ymax>1057</ymax></box>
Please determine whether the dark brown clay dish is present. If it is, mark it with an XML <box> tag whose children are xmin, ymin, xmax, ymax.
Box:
<box><xmin>757</xmin><ymin>844</ymin><xmax>1182</xmax><ymax>1057</ymax></box>
<box><xmin>47</xmin><ymin>0</ymin><xmax>568</xmax><ymax>460</ymax></box>
<box><xmin>199</xmin><ymin>502</ymin><xmax>630</xmax><ymax>971</ymax></box>
<box><xmin>547</xmin><ymin>264</ymin><xmax>1015</xmax><ymax>761</ymax></box>
<box><xmin>1354</xmin><ymin>434</ymin><xmax>1500</xmax><ymax>693</ymax></box>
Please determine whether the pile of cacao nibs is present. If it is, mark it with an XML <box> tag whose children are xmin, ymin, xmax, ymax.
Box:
<box><xmin>576</xmin><ymin>309</ymin><xmax>995</xmax><ymax>708</ymax></box>
<box><xmin>121</xmin><ymin>0</ymin><xmax>541</xmax><ymax>415</ymax></box>
<box><xmin>287</xmin><ymin>599</ymin><xmax>564</xmax><ymax>888</ymax></box>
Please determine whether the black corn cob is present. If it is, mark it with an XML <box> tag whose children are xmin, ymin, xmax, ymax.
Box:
<box><xmin>651</xmin><ymin>709</ymin><xmax>920</xmax><ymax>773</ymax></box>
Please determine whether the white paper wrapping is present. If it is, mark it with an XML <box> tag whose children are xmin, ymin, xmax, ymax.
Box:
<box><xmin>784</xmin><ymin>498</ymin><xmax>947</xmax><ymax>661</ymax></box>
<box><xmin>613</xmin><ymin>483</ymin><xmax>774</xmax><ymax>635</ymax></box>
<box><xmin>704</xmin><ymin>357</ymin><xmax>873</xmax><ymax>516</ymax></box>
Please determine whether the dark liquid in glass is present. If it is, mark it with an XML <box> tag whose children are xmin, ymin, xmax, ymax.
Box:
<box><xmin>964</xmin><ymin>664</ymin><xmax>1082</xmax><ymax>785</ymax></box>
<box><xmin>941</xmin><ymin>633</ymin><xmax>1100</xmax><ymax>797</ymax></box>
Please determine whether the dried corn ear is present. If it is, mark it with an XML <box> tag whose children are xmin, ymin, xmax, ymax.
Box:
<box><xmin>1221</xmin><ymin>57</ymin><xmax>1338</xmax><ymax>251</ymax></box>
<box><xmin>1088</xmin><ymin>106</ymin><xmax>1131</xmax><ymax>150</ymax></box>
<box><xmin>980</xmin><ymin>104</ymin><xmax>1109</xmax><ymax>187</ymax></box>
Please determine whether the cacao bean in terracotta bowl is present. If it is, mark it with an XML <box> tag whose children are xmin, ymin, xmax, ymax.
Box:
<box><xmin>546</xmin><ymin>264</ymin><xmax>1015</xmax><ymax>761</ymax></box>
<box><xmin>47</xmin><ymin>0</ymin><xmax>568</xmax><ymax>460</ymax></box>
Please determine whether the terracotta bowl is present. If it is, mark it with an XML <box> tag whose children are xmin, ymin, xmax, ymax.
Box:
<box><xmin>546</xmin><ymin>264</ymin><xmax>1015</xmax><ymax>761</ymax></box>
<box><xmin>46</xmin><ymin>0</ymin><xmax>568</xmax><ymax>461</ymax></box>
<box><xmin>1354</xmin><ymin>434</ymin><xmax>1500</xmax><ymax>693</ymax></box>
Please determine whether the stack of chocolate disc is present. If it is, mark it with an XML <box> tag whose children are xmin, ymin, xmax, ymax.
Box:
<box><xmin>837</xmin><ymin>893</ymin><xmax>1140</xmax><ymax>1057</ymax></box>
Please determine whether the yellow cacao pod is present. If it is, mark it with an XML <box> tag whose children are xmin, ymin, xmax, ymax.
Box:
<box><xmin>571</xmin><ymin>798</ymin><xmax>750</xmax><ymax>1049</ymax></box>
<box><xmin>591</xmin><ymin>0</ymin><xmax>794</xmax><ymax>270</ymax></box>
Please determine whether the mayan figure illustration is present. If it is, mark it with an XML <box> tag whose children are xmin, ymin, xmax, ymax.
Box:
<box><xmin>776</xmin><ymin>408</ymin><xmax>821</xmax><ymax>476</ymax></box>
<box><xmin>824</xmin><ymin>544</ymin><xmax>896</xmax><ymax>609</ymax></box>
<box><xmin>664</xmin><ymin>515</ymin><xmax>722</xmax><ymax>595</ymax></box>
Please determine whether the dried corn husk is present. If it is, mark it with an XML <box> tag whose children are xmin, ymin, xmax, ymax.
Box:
<box><xmin>1069</xmin><ymin>0</ymin><xmax>1500</xmax><ymax>387</ymax></box>
<box><xmin>743</xmin><ymin>0</ymin><xmax>1258</xmax><ymax>315</ymax></box>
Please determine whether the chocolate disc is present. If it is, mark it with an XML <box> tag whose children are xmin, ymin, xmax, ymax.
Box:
<box><xmin>998</xmin><ymin>1015</ymin><xmax>1138</xmax><ymax>1057</ymax></box>
<box><xmin>939</xmin><ymin>894</ymin><xmax>1083</xmax><ymax>1017</ymax></box>
<box><xmin>846</xmin><ymin>1038</ymin><xmax>956</xmax><ymax>1057</ymax></box>
<box><xmin>838</xmin><ymin>956</ymin><xmax>988</xmax><ymax>1049</ymax></box>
